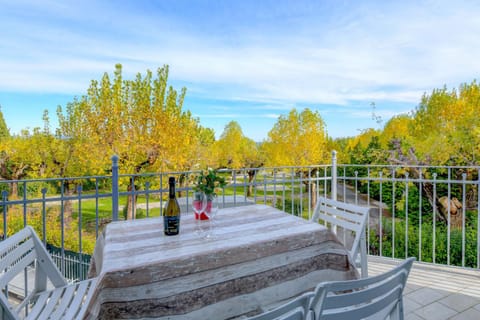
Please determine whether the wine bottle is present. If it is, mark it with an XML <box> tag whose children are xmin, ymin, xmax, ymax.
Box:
<box><xmin>164</xmin><ymin>177</ymin><xmax>181</xmax><ymax>236</ymax></box>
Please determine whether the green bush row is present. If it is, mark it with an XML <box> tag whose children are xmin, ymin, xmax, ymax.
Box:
<box><xmin>369</xmin><ymin>214</ymin><xmax>479</xmax><ymax>268</ymax></box>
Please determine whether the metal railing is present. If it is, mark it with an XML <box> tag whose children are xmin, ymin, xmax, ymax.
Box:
<box><xmin>1</xmin><ymin>152</ymin><xmax>480</xmax><ymax>281</ymax></box>
<box><xmin>1</xmin><ymin>156</ymin><xmax>332</xmax><ymax>281</ymax></box>
<box><xmin>335</xmin><ymin>163</ymin><xmax>480</xmax><ymax>269</ymax></box>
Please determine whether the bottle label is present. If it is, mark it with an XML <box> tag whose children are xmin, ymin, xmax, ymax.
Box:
<box><xmin>164</xmin><ymin>216</ymin><xmax>180</xmax><ymax>235</ymax></box>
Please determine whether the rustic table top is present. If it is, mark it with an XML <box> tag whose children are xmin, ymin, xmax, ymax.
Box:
<box><xmin>89</xmin><ymin>204</ymin><xmax>356</xmax><ymax>319</ymax></box>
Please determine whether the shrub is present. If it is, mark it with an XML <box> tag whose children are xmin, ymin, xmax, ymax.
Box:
<box><xmin>369</xmin><ymin>213</ymin><xmax>478</xmax><ymax>267</ymax></box>
<box><xmin>1</xmin><ymin>205</ymin><xmax>96</xmax><ymax>254</ymax></box>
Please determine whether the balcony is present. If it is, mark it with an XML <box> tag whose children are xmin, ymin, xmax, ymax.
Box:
<box><xmin>1</xmin><ymin>153</ymin><xmax>480</xmax><ymax>319</ymax></box>
<box><xmin>370</xmin><ymin>256</ymin><xmax>480</xmax><ymax>319</ymax></box>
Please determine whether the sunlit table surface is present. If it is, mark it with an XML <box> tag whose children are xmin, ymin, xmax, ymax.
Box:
<box><xmin>88</xmin><ymin>204</ymin><xmax>357</xmax><ymax>319</ymax></box>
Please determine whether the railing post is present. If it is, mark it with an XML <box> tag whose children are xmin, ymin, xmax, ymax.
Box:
<box><xmin>331</xmin><ymin>150</ymin><xmax>338</xmax><ymax>234</ymax></box>
<box><xmin>112</xmin><ymin>155</ymin><xmax>119</xmax><ymax>221</ymax></box>
<box><xmin>331</xmin><ymin>150</ymin><xmax>337</xmax><ymax>201</ymax></box>
<box><xmin>2</xmin><ymin>190</ymin><xmax>8</xmax><ymax>238</ymax></box>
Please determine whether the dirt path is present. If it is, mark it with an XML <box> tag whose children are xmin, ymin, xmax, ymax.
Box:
<box><xmin>336</xmin><ymin>182</ymin><xmax>390</xmax><ymax>232</ymax></box>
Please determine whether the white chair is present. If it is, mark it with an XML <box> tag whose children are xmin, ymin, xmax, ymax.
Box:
<box><xmin>246</xmin><ymin>292</ymin><xmax>315</xmax><ymax>320</ymax></box>
<box><xmin>310</xmin><ymin>257</ymin><xmax>415</xmax><ymax>320</ymax></box>
<box><xmin>0</xmin><ymin>226</ymin><xmax>98</xmax><ymax>320</ymax></box>
<box><xmin>311</xmin><ymin>196</ymin><xmax>370</xmax><ymax>277</ymax></box>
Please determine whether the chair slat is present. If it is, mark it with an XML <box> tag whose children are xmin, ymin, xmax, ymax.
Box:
<box><xmin>311</xmin><ymin>257</ymin><xmax>415</xmax><ymax>320</ymax></box>
<box><xmin>315</xmin><ymin>212</ymin><xmax>361</xmax><ymax>232</ymax></box>
<box><xmin>311</xmin><ymin>196</ymin><xmax>370</xmax><ymax>277</ymax></box>
<box><xmin>36</xmin><ymin>287</ymin><xmax>64</xmax><ymax>318</ymax></box>
<box><xmin>1</xmin><ymin>226</ymin><xmax>99</xmax><ymax>320</ymax></box>
<box><xmin>316</xmin><ymin>205</ymin><xmax>366</xmax><ymax>225</ymax></box>
<box><xmin>49</xmin><ymin>285</ymin><xmax>77</xmax><ymax>319</ymax></box>
<box><xmin>320</xmin><ymin>286</ymin><xmax>403</xmax><ymax>320</ymax></box>
<box><xmin>317</xmin><ymin>198</ymin><xmax>370</xmax><ymax>214</ymax></box>
<box><xmin>0</xmin><ymin>228</ymin><xmax>33</xmax><ymax>256</ymax></box>
<box><xmin>73</xmin><ymin>278</ymin><xmax>99</xmax><ymax>319</ymax></box>
<box><xmin>0</xmin><ymin>250</ymin><xmax>37</xmax><ymax>289</ymax></box>
<box><xmin>246</xmin><ymin>292</ymin><xmax>314</xmax><ymax>320</ymax></box>
<box><xmin>0</xmin><ymin>238</ymin><xmax>35</xmax><ymax>271</ymax></box>
<box><xmin>324</xmin><ymin>270</ymin><xmax>407</xmax><ymax>309</ymax></box>
<box><xmin>0</xmin><ymin>293</ymin><xmax>19</xmax><ymax>320</ymax></box>
<box><xmin>63</xmin><ymin>280</ymin><xmax>91</xmax><ymax>318</ymax></box>
<box><xmin>26</xmin><ymin>291</ymin><xmax>50</xmax><ymax>319</ymax></box>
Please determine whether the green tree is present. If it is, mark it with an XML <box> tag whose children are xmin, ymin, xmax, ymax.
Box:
<box><xmin>0</xmin><ymin>106</ymin><xmax>9</xmax><ymax>140</ymax></box>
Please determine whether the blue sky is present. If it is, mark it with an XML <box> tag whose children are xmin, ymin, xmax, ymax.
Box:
<box><xmin>1</xmin><ymin>0</ymin><xmax>480</xmax><ymax>141</ymax></box>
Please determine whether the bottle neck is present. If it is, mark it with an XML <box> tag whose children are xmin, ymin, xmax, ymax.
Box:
<box><xmin>169</xmin><ymin>182</ymin><xmax>175</xmax><ymax>199</ymax></box>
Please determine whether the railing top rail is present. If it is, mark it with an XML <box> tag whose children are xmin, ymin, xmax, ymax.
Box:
<box><xmin>0</xmin><ymin>175</ymin><xmax>114</xmax><ymax>184</ymax></box>
<box><xmin>0</xmin><ymin>165</ymin><xmax>332</xmax><ymax>185</ymax></box>
<box><xmin>337</xmin><ymin>163</ymin><xmax>480</xmax><ymax>170</ymax></box>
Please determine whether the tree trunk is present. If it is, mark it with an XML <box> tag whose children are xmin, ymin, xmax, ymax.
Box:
<box><xmin>310</xmin><ymin>181</ymin><xmax>318</xmax><ymax>210</ymax></box>
<box><xmin>126</xmin><ymin>181</ymin><xmax>137</xmax><ymax>220</ymax></box>
<box><xmin>389</xmin><ymin>141</ymin><xmax>462</xmax><ymax>224</ymax></box>
<box><xmin>9</xmin><ymin>182</ymin><xmax>19</xmax><ymax>200</ymax></box>
<box><xmin>3</xmin><ymin>164</ymin><xmax>29</xmax><ymax>200</ymax></box>
<box><xmin>247</xmin><ymin>169</ymin><xmax>257</xmax><ymax>197</ymax></box>
<box><xmin>439</xmin><ymin>196</ymin><xmax>463</xmax><ymax>229</ymax></box>
<box><xmin>177</xmin><ymin>174</ymin><xmax>186</xmax><ymax>198</ymax></box>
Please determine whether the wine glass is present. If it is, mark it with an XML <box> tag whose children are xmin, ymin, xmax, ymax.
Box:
<box><xmin>192</xmin><ymin>191</ymin><xmax>208</xmax><ymax>235</ymax></box>
<box><xmin>203</xmin><ymin>194</ymin><xmax>219</xmax><ymax>239</ymax></box>
<box><xmin>192</xmin><ymin>191</ymin><xmax>208</xmax><ymax>220</ymax></box>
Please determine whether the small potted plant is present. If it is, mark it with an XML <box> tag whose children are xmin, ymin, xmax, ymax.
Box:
<box><xmin>192</xmin><ymin>168</ymin><xmax>226</xmax><ymax>220</ymax></box>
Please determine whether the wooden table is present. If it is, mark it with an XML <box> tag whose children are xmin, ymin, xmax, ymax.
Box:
<box><xmin>89</xmin><ymin>204</ymin><xmax>357</xmax><ymax>319</ymax></box>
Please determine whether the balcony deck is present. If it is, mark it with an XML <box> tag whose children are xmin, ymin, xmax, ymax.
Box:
<box><xmin>369</xmin><ymin>256</ymin><xmax>480</xmax><ymax>320</ymax></box>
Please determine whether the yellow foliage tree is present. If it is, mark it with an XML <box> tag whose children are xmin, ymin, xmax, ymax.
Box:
<box><xmin>262</xmin><ymin>108</ymin><xmax>328</xmax><ymax>208</ymax></box>
<box><xmin>0</xmin><ymin>132</ymin><xmax>33</xmax><ymax>198</ymax></box>
<box><xmin>379</xmin><ymin>114</ymin><xmax>412</xmax><ymax>150</ymax></box>
<box><xmin>262</xmin><ymin>108</ymin><xmax>328</xmax><ymax>166</ymax></box>
<box><xmin>214</xmin><ymin>121</ymin><xmax>261</xmax><ymax>169</ymax></box>
<box><xmin>213</xmin><ymin>121</ymin><xmax>263</xmax><ymax>196</ymax></box>
<box><xmin>410</xmin><ymin>81</ymin><xmax>480</xmax><ymax>165</ymax></box>
<box><xmin>55</xmin><ymin>64</ymin><xmax>210</xmax><ymax>218</ymax></box>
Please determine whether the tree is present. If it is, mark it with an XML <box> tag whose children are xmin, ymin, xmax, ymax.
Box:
<box><xmin>386</xmin><ymin>81</ymin><xmax>480</xmax><ymax>227</ymax></box>
<box><xmin>409</xmin><ymin>81</ymin><xmax>480</xmax><ymax>165</ymax></box>
<box><xmin>0</xmin><ymin>131</ymin><xmax>34</xmax><ymax>199</ymax></box>
<box><xmin>379</xmin><ymin>114</ymin><xmax>412</xmax><ymax>151</ymax></box>
<box><xmin>262</xmin><ymin>108</ymin><xmax>329</xmax><ymax>207</ymax></box>
<box><xmin>0</xmin><ymin>106</ymin><xmax>9</xmax><ymax>140</ymax></box>
<box><xmin>214</xmin><ymin>121</ymin><xmax>260</xmax><ymax>168</ymax></box>
<box><xmin>55</xmin><ymin>64</ymin><xmax>208</xmax><ymax>219</ymax></box>
<box><xmin>262</xmin><ymin>108</ymin><xmax>328</xmax><ymax>166</ymax></box>
<box><xmin>213</xmin><ymin>121</ymin><xmax>263</xmax><ymax>196</ymax></box>
<box><xmin>344</xmin><ymin>129</ymin><xmax>383</xmax><ymax>164</ymax></box>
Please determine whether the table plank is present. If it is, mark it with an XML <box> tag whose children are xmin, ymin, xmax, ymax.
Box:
<box><xmin>91</xmin><ymin>204</ymin><xmax>357</xmax><ymax>319</ymax></box>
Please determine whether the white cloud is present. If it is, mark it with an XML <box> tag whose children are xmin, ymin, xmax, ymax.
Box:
<box><xmin>2</xmin><ymin>0</ymin><xmax>480</xmax><ymax>138</ymax></box>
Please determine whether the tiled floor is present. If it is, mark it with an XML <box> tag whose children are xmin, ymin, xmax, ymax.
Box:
<box><xmin>369</xmin><ymin>256</ymin><xmax>480</xmax><ymax>320</ymax></box>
